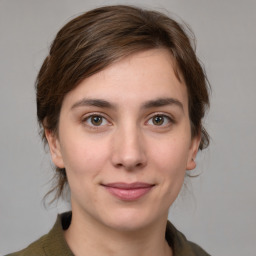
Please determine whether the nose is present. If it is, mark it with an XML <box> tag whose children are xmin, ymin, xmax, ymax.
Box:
<box><xmin>111</xmin><ymin>125</ymin><xmax>147</xmax><ymax>171</ymax></box>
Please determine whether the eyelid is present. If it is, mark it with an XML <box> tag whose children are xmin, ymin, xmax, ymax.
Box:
<box><xmin>146</xmin><ymin>112</ymin><xmax>175</xmax><ymax>126</ymax></box>
<box><xmin>81</xmin><ymin>112</ymin><xmax>112</xmax><ymax>128</ymax></box>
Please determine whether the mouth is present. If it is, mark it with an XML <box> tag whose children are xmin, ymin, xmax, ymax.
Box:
<box><xmin>101</xmin><ymin>182</ymin><xmax>155</xmax><ymax>201</ymax></box>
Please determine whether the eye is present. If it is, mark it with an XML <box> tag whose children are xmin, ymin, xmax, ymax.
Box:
<box><xmin>83</xmin><ymin>114</ymin><xmax>109</xmax><ymax>127</ymax></box>
<box><xmin>147</xmin><ymin>114</ymin><xmax>173</xmax><ymax>126</ymax></box>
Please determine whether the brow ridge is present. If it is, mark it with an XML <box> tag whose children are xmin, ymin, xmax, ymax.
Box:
<box><xmin>71</xmin><ymin>97</ymin><xmax>183</xmax><ymax>111</ymax></box>
<box><xmin>142</xmin><ymin>98</ymin><xmax>184</xmax><ymax>111</ymax></box>
<box><xmin>71</xmin><ymin>98</ymin><xmax>115</xmax><ymax>109</ymax></box>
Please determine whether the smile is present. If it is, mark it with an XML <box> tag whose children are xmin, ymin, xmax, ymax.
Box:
<box><xmin>102</xmin><ymin>182</ymin><xmax>155</xmax><ymax>201</ymax></box>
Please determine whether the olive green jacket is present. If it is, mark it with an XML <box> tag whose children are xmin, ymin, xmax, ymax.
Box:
<box><xmin>7</xmin><ymin>212</ymin><xmax>210</xmax><ymax>256</ymax></box>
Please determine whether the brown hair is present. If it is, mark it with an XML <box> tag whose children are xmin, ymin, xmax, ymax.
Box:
<box><xmin>36</xmin><ymin>5</ymin><xmax>210</xmax><ymax>201</ymax></box>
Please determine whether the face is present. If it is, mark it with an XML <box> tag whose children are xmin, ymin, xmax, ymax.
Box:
<box><xmin>46</xmin><ymin>49</ymin><xmax>200</xmax><ymax>232</ymax></box>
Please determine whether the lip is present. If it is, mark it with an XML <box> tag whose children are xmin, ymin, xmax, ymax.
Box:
<box><xmin>102</xmin><ymin>182</ymin><xmax>155</xmax><ymax>201</ymax></box>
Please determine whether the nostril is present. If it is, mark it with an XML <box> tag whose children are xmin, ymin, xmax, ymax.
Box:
<box><xmin>115</xmin><ymin>163</ymin><xmax>123</xmax><ymax>168</ymax></box>
<box><xmin>111</xmin><ymin>135</ymin><xmax>147</xmax><ymax>170</ymax></box>
<box><xmin>113</xmin><ymin>159</ymin><xmax>146</xmax><ymax>170</ymax></box>
<box><xmin>135</xmin><ymin>162</ymin><xmax>144</xmax><ymax>168</ymax></box>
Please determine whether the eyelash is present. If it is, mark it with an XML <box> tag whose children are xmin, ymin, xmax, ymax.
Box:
<box><xmin>81</xmin><ymin>113</ymin><xmax>175</xmax><ymax>130</ymax></box>
<box><xmin>81</xmin><ymin>113</ymin><xmax>111</xmax><ymax>129</ymax></box>
<box><xmin>146</xmin><ymin>113</ymin><xmax>174</xmax><ymax>127</ymax></box>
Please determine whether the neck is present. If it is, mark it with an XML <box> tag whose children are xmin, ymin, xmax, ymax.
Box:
<box><xmin>64</xmin><ymin>209</ymin><xmax>172</xmax><ymax>256</ymax></box>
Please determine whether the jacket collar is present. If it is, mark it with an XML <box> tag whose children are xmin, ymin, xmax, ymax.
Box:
<box><xmin>43</xmin><ymin>212</ymin><xmax>207</xmax><ymax>256</ymax></box>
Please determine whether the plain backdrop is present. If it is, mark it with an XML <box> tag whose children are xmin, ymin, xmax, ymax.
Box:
<box><xmin>1</xmin><ymin>0</ymin><xmax>256</xmax><ymax>255</ymax></box>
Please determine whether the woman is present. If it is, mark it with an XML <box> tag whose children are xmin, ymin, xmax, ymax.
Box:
<box><xmin>7</xmin><ymin>5</ymin><xmax>210</xmax><ymax>256</ymax></box>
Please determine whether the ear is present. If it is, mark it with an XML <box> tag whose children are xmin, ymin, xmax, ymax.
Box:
<box><xmin>45</xmin><ymin>129</ymin><xmax>65</xmax><ymax>169</ymax></box>
<box><xmin>186</xmin><ymin>134</ymin><xmax>201</xmax><ymax>171</ymax></box>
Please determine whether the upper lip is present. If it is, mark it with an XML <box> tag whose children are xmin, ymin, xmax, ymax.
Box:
<box><xmin>102</xmin><ymin>182</ymin><xmax>155</xmax><ymax>189</ymax></box>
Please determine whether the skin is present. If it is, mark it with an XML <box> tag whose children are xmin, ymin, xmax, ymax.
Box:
<box><xmin>46</xmin><ymin>49</ymin><xmax>200</xmax><ymax>256</ymax></box>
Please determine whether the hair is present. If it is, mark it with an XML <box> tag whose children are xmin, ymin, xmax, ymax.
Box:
<box><xmin>36</xmin><ymin>5</ymin><xmax>210</xmax><ymax>202</ymax></box>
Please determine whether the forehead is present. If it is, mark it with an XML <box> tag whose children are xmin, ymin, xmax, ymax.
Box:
<box><xmin>61</xmin><ymin>49</ymin><xmax>188</xmax><ymax>111</ymax></box>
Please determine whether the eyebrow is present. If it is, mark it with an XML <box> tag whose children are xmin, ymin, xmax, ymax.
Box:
<box><xmin>71</xmin><ymin>98</ymin><xmax>115</xmax><ymax>110</ymax></box>
<box><xmin>142</xmin><ymin>98</ymin><xmax>184</xmax><ymax>111</ymax></box>
<box><xmin>71</xmin><ymin>97</ymin><xmax>184</xmax><ymax>111</ymax></box>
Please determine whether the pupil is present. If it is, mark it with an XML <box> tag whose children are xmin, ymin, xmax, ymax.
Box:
<box><xmin>92</xmin><ymin>116</ymin><xmax>102</xmax><ymax>125</ymax></box>
<box><xmin>153</xmin><ymin>116</ymin><xmax>163</xmax><ymax>125</ymax></box>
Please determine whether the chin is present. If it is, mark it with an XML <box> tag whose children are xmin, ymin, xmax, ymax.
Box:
<box><xmin>101</xmin><ymin>207</ymin><xmax>162</xmax><ymax>232</ymax></box>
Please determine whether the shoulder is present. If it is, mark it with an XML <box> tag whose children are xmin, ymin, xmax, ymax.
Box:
<box><xmin>5</xmin><ymin>234</ymin><xmax>47</xmax><ymax>256</ymax></box>
<box><xmin>5</xmin><ymin>212</ymin><xmax>73</xmax><ymax>256</ymax></box>
<box><xmin>166</xmin><ymin>221</ymin><xmax>211</xmax><ymax>256</ymax></box>
<box><xmin>187</xmin><ymin>241</ymin><xmax>211</xmax><ymax>256</ymax></box>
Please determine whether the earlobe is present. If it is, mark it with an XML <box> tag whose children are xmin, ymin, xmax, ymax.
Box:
<box><xmin>186</xmin><ymin>157</ymin><xmax>196</xmax><ymax>170</ymax></box>
<box><xmin>186</xmin><ymin>135</ymin><xmax>201</xmax><ymax>171</ymax></box>
<box><xmin>45</xmin><ymin>129</ymin><xmax>65</xmax><ymax>169</ymax></box>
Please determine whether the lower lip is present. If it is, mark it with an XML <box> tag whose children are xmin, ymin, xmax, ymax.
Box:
<box><xmin>104</xmin><ymin>186</ymin><xmax>153</xmax><ymax>201</ymax></box>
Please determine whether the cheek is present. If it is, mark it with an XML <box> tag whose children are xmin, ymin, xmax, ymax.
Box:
<box><xmin>150</xmin><ymin>136</ymin><xmax>190</xmax><ymax>196</ymax></box>
<box><xmin>60</xmin><ymin>136</ymin><xmax>111</xmax><ymax>202</ymax></box>
<box><xmin>151</xmin><ymin>136</ymin><xmax>190</xmax><ymax>173</ymax></box>
<box><xmin>60</xmin><ymin>135</ymin><xmax>110</xmax><ymax>178</ymax></box>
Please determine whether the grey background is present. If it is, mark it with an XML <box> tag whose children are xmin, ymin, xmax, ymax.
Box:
<box><xmin>1</xmin><ymin>0</ymin><xmax>256</xmax><ymax>255</ymax></box>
